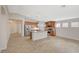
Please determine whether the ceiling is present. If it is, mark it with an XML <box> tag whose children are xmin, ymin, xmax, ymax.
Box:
<box><xmin>7</xmin><ymin>5</ymin><xmax>79</xmax><ymax>21</ymax></box>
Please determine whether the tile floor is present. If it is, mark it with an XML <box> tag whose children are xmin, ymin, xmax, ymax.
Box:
<box><xmin>1</xmin><ymin>33</ymin><xmax>79</xmax><ymax>53</ymax></box>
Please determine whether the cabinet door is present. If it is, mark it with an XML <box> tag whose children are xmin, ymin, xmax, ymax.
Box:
<box><xmin>45</xmin><ymin>21</ymin><xmax>56</xmax><ymax>36</ymax></box>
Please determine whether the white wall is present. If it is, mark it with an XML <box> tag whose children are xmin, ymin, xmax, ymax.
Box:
<box><xmin>9</xmin><ymin>20</ymin><xmax>23</xmax><ymax>35</ymax></box>
<box><xmin>56</xmin><ymin>18</ymin><xmax>79</xmax><ymax>40</ymax></box>
<box><xmin>17</xmin><ymin>23</ymin><xmax>22</xmax><ymax>34</ymax></box>
<box><xmin>9</xmin><ymin>21</ymin><xmax>18</xmax><ymax>33</ymax></box>
<box><xmin>0</xmin><ymin>6</ymin><xmax>10</xmax><ymax>51</ymax></box>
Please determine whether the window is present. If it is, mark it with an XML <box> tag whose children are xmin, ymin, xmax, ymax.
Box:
<box><xmin>56</xmin><ymin>23</ymin><xmax>61</xmax><ymax>28</ymax></box>
<box><xmin>71</xmin><ymin>22</ymin><xmax>79</xmax><ymax>27</ymax></box>
<box><xmin>62</xmin><ymin>23</ymin><xmax>68</xmax><ymax>27</ymax></box>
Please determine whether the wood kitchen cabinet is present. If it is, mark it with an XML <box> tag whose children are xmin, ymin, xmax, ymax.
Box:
<box><xmin>45</xmin><ymin>21</ymin><xmax>56</xmax><ymax>36</ymax></box>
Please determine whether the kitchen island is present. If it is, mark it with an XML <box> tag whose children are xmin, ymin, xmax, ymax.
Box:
<box><xmin>31</xmin><ymin>31</ymin><xmax>48</xmax><ymax>41</ymax></box>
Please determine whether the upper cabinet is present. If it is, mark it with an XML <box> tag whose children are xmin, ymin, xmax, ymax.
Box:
<box><xmin>45</xmin><ymin>21</ymin><xmax>55</xmax><ymax>27</ymax></box>
<box><xmin>24</xmin><ymin>21</ymin><xmax>38</xmax><ymax>28</ymax></box>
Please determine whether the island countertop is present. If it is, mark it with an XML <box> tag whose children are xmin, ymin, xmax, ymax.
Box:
<box><xmin>31</xmin><ymin>31</ymin><xmax>48</xmax><ymax>41</ymax></box>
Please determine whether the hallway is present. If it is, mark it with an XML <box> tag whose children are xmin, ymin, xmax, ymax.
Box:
<box><xmin>2</xmin><ymin>33</ymin><xmax>79</xmax><ymax>53</ymax></box>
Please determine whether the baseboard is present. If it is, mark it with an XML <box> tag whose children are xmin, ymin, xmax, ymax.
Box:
<box><xmin>0</xmin><ymin>48</ymin><xmax>7</xmax><ymax>53</ymax></box>
<box><xmin>56</xmin><ymin>35</ymin><xmax>79</xmax><ymax>41</ymax></box>
<box><xmin>0</xmin><ymin>49</ymin><xmax>3</xmax><ymax>53</ymax></box>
